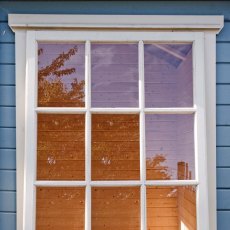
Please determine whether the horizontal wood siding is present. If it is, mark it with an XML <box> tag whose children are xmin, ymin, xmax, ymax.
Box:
<box><xmin>0</xmin><ymin>1</ymin><xmax>230</xmax><ymax>229</ymax></box>
<box><xmin>0</xmin><ymin>18</ymin><xmax>16</xmax><ymax>230</ymax></box>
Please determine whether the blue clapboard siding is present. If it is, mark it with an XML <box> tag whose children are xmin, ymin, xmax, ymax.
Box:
<box><xmin>0</xmin><ymin>107</ymin><xmax>16</xmax><ymax>127</ymax></box>
<box><xmin>0</xmin><ymin>191</ymin><xmax>16</xmax><ymax>212</ymax></box>
<box><xmin>0</xmin><ymin>65</ymin><xmax>15</xmax><ymax>85</ymax></box>
<box><xmin>0</xmin><ymin>213</ymin><xmax>16</xmax><ymax>230</ymax></box>
<box><xmin>0</xmin><ymin>44</ymin><xmax>15</xmax><ymax>64</ymax></box>
<box><xmin>0</xmin><ymin>1</ymin><xmax>230</xmax><ymax>230</ymax></box>
<box><xmin>217</xmin><ymin>64</ymin><xmax>230</xmax><ymax>84</ymax></box>
<box><xmin>0</xmin><ymin>150</ymin><xmax>16</xmax><ymax>170</ymax></box>
<box><xmin>0</xmin><ymin>23</ymin><xmax>14</xmax><ymax>43</ymax></box>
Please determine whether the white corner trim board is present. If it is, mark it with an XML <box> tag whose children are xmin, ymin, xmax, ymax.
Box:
<box><xmin>9</xmin><ymin>14</ymin><xmax>224</xmax><ymax>32</ymax></box>
<box><xmin>8</xmin><ymin>14</ymin><xmax>223</xmax><ymax>230</ymax></box>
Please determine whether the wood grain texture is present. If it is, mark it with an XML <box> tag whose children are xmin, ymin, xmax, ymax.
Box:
<box><xmin>37</xmin><ymin>114</ymin><xmax>85</xmax><ymax>180</ymax></box>
<box><xmin>92</xmin><ymin>114</ymin><xmax>140</xmax><ymax>180</ymax></box>
<box><xmin>92</xmin><ymin>187</ymin><xmax>140</xmax><ymax>230</ymax></box>
<box><xmin>36</xmin><ymin>187</ymin><xmax>85</xmax><ymax>230</ymax></box>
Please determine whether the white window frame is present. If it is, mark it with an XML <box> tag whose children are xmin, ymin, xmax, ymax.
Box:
<box><xmin>8</xmin><ymin>14</ymin><xmax>224</xmax><ymax>230</ymax></box>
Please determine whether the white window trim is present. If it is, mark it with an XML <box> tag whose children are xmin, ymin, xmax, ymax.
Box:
<box><xmin>8</xmin><ymin>14</ymin><xmax>224</xmax><ymax>230</ymax></box>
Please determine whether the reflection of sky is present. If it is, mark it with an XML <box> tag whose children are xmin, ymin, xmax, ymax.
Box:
<box><xmin>145</xmin><ymin>43</ymin><xmax>193</xmax><ymax>108</ymax></box>
<box><xmin>91</xmin><ymin>44</ymin><xmax>138</xmax><ymax>108</ymax></box>
<box><xmin>38</xmin><ymin>43</ymin><xmax>85</xmax><ymax>91</ymax></box>
<box><xmin>146</xmin><ymin>114</ymin><xmax>195</xmax><ymax>180</ymax></box>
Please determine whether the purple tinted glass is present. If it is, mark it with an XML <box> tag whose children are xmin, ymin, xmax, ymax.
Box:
<box><xmin>145</xmin><ymin>114</ymin><xmax>195</xmax><ymax>180</ymax></box>
<box><xmin>145</xmin><ymin>44</ymin><xmax>193</xmax><ymax>108</ymax></box>
<box><xmin>38</xmin><ymin>43</ymin><xmax>85</xmax><ymax>107</ymax></box>
<box><xmin>91</xmin><ymin>44</ymin><xmax>139</xmax><ymax>108</ymax></box>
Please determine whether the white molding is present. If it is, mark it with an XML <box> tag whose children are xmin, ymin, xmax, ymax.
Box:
<box><xmin>15</xmin><ymin>29</ymin><xmax>26</xmax><ymax>230</ymax></box>
<box><xmin>8</xmin><ymin>14</ymin><xmax>224</xmax><ymax>33</ymax></box>
<box><xmin>204</xmin><ymin>32</ymin><xmax>217</xmax><ymax>230</ymax></box>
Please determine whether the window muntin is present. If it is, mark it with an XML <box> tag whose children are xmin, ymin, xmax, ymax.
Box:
<box><xmin>24</xmin><ymin>31</ymin><xmax>208</xmax><ymax>230</ymax></box>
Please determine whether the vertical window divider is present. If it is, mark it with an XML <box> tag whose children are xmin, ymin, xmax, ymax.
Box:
<box><xmin>139</xmin><ymin>40</ymin><xmax>146</xmax><ymax>230</ymax></box>
<box><xmin>85</xmin><ymin>40</ymin><xmax>91</xmax><ymax>230</ymax></box>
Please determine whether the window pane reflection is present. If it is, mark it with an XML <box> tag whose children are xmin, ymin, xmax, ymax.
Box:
<box><xmin>37</xmin><ymin>114</ymin><xmax>85</xmax><ymax>180</ymax></box>
<box><xmin>147</xmin><ymin>186</ymin><xmax>196</xmax><ymax>230</ymax></box>
<box><xmin>36</xmin><ymin>187</ymin><xmax>85</xmax><ymax>230</ymax></box>
<box><xmin>146</xmin><ymin>114</ymin><xmax>195</xmax><ymax>180</ymax></box>
<box><xmin>91</xmin><ymin>44</ymin><xmax>139</xmax><ymax>108</ymax></box>
<box><xmin>92</xmin><ymin>114</ymin><xmax>140</xmax><ymax>180</ymax></box>
<box><xmin>145</xmin><ymin>43</ymin><xmax>193</xmax><ymax>107</ymax></box>
<box><xmin>38</xmin><ymin>43</ymin><xmax>85</xmax><ymax>107</ymax></box>
<box><xmin>92</xmin><ymin>187</ymin><xmax>140</xmax><ymax>230</ymax></box>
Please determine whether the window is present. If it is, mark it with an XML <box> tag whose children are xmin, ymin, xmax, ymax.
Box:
<box><xmin>9</xmin><ymin>15</ymin><xmax>223</xmax><ymax>230</ymax></box>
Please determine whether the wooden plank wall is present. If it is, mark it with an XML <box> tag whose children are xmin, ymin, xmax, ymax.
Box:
<box><xmin>1</xmin><ymin>1</ymin><xmax>230</xmax><ymax>230</ymax></box>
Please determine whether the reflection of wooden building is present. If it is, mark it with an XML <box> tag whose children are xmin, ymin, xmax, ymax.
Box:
<box><xmin>147</xmin><ymin>162</ymin><xmax>196</xmax><ymax>230</ymax></box>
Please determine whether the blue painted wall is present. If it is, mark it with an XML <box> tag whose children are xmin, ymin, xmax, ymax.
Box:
<box><xmin>0</xmin><ymin>1</ymin><xmax>230</xmax><ymax>229</ymax></box>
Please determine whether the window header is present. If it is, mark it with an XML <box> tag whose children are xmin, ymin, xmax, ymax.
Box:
<box><xmin>9</xmin><ymin>14</ymin><xmax>224</xmax><ymax>33</ymax></box>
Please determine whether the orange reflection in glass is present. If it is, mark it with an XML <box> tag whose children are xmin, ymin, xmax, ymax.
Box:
<box><xmin>92</xmin><ymin>187</ymin><xmax>140</xmax><ymax>230</ymax></box>
<box><xmin>38</xmin><ymin>43</ymin><xmax>85</xmax><ymax>107</ymax></box>
<box><xmin>36</xmin><ymin>187</ymin><xmax>85</xmax><ymax>230</ymax></box>
<box><xmin>92</xmin><ymin>114</ymin><xmax>140</xmax><ymax>180</ymax></box>
<box><xmin>37</xmin><ymin>114</ymin><xmax>85</xmax><ymax>180</ymax></box>
<box><xmin>147</xmin><ymin>186</ymin><xmax>196</xmax><ymax>230</ymax></box>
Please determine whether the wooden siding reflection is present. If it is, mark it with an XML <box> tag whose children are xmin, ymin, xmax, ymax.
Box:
<box><xmin>92</xmin><ymin>187</ymin><xmax>140</xmax><ymax>230</ymax></box>
<box><xmin>37</xmin><ymin>114</ymin><xmax>85</xmax><ymax>180</ymax></box>
<box><xmin>92</xmin><ymin>114</ymin><xmax>140</xmax><ymax>180</ymax></box>
<box><xmin>36</xmin><ymin>187</ymin><xmax>85</xmax><ymax>230</ymax></box>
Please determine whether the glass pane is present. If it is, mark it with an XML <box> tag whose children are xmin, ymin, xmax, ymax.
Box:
<box><xmin>91</xmin><ymin>43</ymin><xmax>138</xmax><ymax>108</ymax></box>
<box><xmin>37</xmin><ymin>114</ymin><xmax>85</xmax><ymax>180</ymax></box>
<box><xmin>36</xmin><ymin>187</ymin><xmax>85</xmax><ymax>230</ymax></box>
<box><xmin>92</xmin><ymin>187</ymin><xmax>140</xmax><ymax>230</ymax></box>
<box><xmin>146</xmin><ymin>114</ymin><xmax>195</xmax><ymax>180</ymax></box>
<box><xmin>38</xmin><ymin>43</ymin><xmax>85</xmax><ymax>107</ymax></box>
<box><xmin>145</xmin><ymin>43</ymin><xmax>193</xmax><ymax>107</ymax></box>
<box><xmin>92</xmin><ymin>114</ymin><xmax>140</xmax><ymax>180</ymax></box>
<box><xmin>147</xmin><ymin>186</ymin><xmax>196</xmax><ymax>230</ymax></box>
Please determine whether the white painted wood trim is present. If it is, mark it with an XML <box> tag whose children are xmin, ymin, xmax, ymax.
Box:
<box><xmin>8</xmin><ymin>14</ymin><xmax>224</xmax><ymax>33</ymax></box>
<box><xmin>204</xmin><ymin>32</ymin><xmax>217</xmax><ymax>230</ymax></box>
<box><xmin>139</xmin><ymin>40</ymin><xmax>146</xmax><ymax>230</ymax></box>
<box><xmin>24</xmin><ymin>31</ymin><xmax>37</xmax><ymax>230</ymax></box>
<box><xmin>15</xmin><ymin>29</ymin><xmax>26</xmax><ymax>230</ymax></box>
<box><xmin>193</xmin><ymin>33</ymin><xmax>209</xmax><ymax>230</ymax></box>
<box><xmin>85</xmin><ymin>40</ymin><xmax>91</xmax><ymax>230</ymax></box>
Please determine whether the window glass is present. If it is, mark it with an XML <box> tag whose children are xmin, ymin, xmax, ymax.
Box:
<box><xmin>92</xmin><ymin>187</ymin><xmax>140</xmax><ymax>229</ymax></box>
<box><xmin>36</xmin><ymin>187</ymin><xmax>85</xmax><ymax>230</ymax></box>
<box><xmin>37</xmin><ymin>114</ymin><xmax>85</xmax><ymax>180</ymax></box>
<box><xmin>91</xmin><ymin>44</ymin><xmax>139</xmax><ymax>108</ymax></box>
<box><xmin>145</xmin><ymin>114</ymin><xmax>195</xmax><ymax>180</ymax></box>
<box><xmin>38</xmin><ymin>43</ymin><xmax>85</xmax><ymax>107</ymax></box>
<box><xmin>145</xmin><ymin>43</ymin><xmax>193</xmax><ymax>107</ymax></box>
<box><xmin>92</xmin><ymin>114</ymin><xmax>140</xmax><ymax>180</ymax></box>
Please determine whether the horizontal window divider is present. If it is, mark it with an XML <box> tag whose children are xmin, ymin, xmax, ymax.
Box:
<box><xmin>90</xmin><ymin>181</ymin><xmax>142</xmax><ymax>187</ymax></box>
<box><xmin>90</xmin><ymin>108</ymin><xmax>141</xmax><ymax>113</ymax></box>
<box><xmin>144</xmin><ymin>107</ymin><xmax>196</xmax><ymax>114</ymax></box>
<box><xmin>34</xmin><ymin>181</ymin><xmax>87</xmax><ymax>187</ymax></box>
<box><xmin>146</xmin><ymin>180</ymin><xmax>199</xmax><ymax>186</ymax></box>
<box><xmin>35</xmin><ymin>107</ymin><xmax>87</xmax><ymax>114</ymax></box>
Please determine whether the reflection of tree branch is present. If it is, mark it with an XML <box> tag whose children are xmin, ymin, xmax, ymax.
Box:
<box><xmin>146</xmin><ymin>154</ymin><xmax>171</xmax><ymax>179</ymax></box>
<box><xmin>39</xmin><ymin>46</ymin><xmax>78</xmax><ymax>79</ymax></box>
<box><xmin>38</xmin><ymin>45</ymin><xmax>85</xmax><ymax>107</ymax></box>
